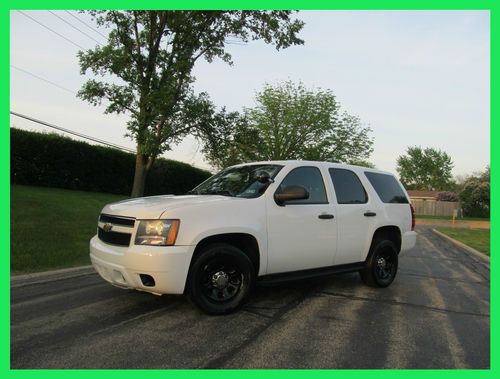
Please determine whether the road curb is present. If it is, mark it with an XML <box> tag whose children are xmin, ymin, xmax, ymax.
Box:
<box><xmin>11</xmin><ymin>265</ymin><xmax>95</xmax><ymax>287</ymax></box>
<box><xmin>431</xmin><ymin>228</ymin><xmax>490</xmax><ymax>264</ymax></box>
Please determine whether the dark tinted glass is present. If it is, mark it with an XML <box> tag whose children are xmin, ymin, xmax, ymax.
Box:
<box><xmin>329</xmin><ymin>168</ymin><xmax>368</xmax><ymax>204</ymax></box>
<box><xmin>192</xmin><ymin>164</ymin><xmax>282</xmax><ymax>198</ymax></box>
<box><xmin>365</xmin><ymin>172</ymin><xmax>409</xmax><ymax>203</ymax></box>
<box><xmin>278</xmin><ymin>166</ymin><xmax>328</xmax><ymax>204</ymax></box>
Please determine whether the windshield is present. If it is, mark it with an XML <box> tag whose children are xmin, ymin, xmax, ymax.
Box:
<box><xmin>190</xmin><ymin>164</ymin><xmax>283</xmax><ymax>198</ymax></box>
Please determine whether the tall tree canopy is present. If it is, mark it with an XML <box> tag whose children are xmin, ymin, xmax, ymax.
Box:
<box><xmin>202</xmin><ymin>81</ymin><xmax>374</xmax><ymax>169</ymax></box>
<box><xmin>77</xmin><ymin>11</ymin><xmax>304</xmax><ymax>197</ymax></box>
<box><xmin>396</xmin><ymin>146</ymin><xmax>454</xmax><ymax>190</ymax></box>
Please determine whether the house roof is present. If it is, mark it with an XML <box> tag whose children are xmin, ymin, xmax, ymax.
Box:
<box><xmin>407</xmin><ymin>190</ymin><xmax>439</xmax><ymax>199</ymax></box>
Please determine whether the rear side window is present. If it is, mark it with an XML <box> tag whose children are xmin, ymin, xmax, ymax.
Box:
<box><xmin>329</xmin><ymin>168</ymin><xmax>368</xmax><ymax>204</ymax></box>
<box><xmin>278</xmin><ymin>166</ymin><xmax>328</xmax><ymax>204</ymax></box>
<box><xmin>365</xmin><ymin>172</ymin><xmax>409</xmax><ymax>204</ymax></box>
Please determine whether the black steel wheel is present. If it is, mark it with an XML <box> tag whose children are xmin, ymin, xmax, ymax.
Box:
<box><xmin>187</xmin><ymin>243</ymin><xmax>255</xmax><ymax>314</ymax></box>
<box><xmin>360</xmin><ymin>239</ymin><xmax>398</xmax><ymax>287</ymax></box>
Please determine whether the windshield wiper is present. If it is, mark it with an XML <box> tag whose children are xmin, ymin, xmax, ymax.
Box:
<box><xmin>198</xmin><ymin>190</ymin><xmax>235</xmax><ymax>197</ymax></box>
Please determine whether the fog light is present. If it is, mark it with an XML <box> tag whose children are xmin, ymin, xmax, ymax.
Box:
<box><xmin>139</xmin><ymin>274</ymin><xmax>155</xmax><ymax>287</ymax></box>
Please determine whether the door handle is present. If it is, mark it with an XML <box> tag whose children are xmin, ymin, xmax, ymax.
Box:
<box><xmin>318</xmin><ymin>214</ymin><xmax>334</xmax><ymax>220</ymax></box>
<box><xmin>364</xmin><ymin>211</ymin><xmax>377</xmax><ymax>217</ymax></box>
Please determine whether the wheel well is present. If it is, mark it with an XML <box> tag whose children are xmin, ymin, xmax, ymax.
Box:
<box><xmin>191</xmin><ymin>233</ymin><xmax>260</xmax><ymax>274</ymax></box>
<box><xmin>371</xmin><ymin>226</ymin><xmax>402</xmax><ymax>253</ymax></box>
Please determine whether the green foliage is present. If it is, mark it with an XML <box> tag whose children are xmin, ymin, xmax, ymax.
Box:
<box><xmin>11</xmin><ymin>128</ymin><xmax>211</xmax><ymax>196</ymax></box>
<box><xmin>348</xmin><ymin>159</ymin><xmax>376</xmax><ymax>168</ymax></box>
<box><xmin>436</xmin><ymin>191</ymin><xmax>459</xmax><ymax>202</ymax></box>
<box><xmin>396</xmin><ymin>146</ymin><xmax>454</xmax><ymax>191</ymax></box>
<box><xmin>147</xmin><ymin>159</ymin><xmax>211</xmax><ymax>196</ymax></box>
<box><xmin>202</xmin><ymin>81</ymin><xmax>374</xmax><ymax>169</ymax></box>
<box><xmin>459</xmin><ymin>166</ymin><xmax>490</xmax><ymax>218</ymax></box>
<box><xmin>77</xmin><ymin>11</ymin><xmax>304</xmax><ymax>196</ymax></box>
<box><xmin>198</xmin><ymin>110</ymin><xmax>253</xmax><ymax>170</ymax></box>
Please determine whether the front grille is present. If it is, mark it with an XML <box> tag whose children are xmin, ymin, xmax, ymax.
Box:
<box><xmin>99</xmin><ymin>214</ymin><xmax>135</xmax><ymax>227</ymax></box>
<box><xmin>98</xmin><ymin>227</ymin><xmax>131</xmax><ymax>246</ymax></box>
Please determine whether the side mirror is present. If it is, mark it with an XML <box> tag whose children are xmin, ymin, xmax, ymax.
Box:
<box><xmin>274</xmin><ymin>185</ymin><xmax>309</xmax><ymax>206</ymax></box>
<box><xmin>256</xmin><ymin>171</ymin><xmax>273</xmax><ymax>184</ymax></box>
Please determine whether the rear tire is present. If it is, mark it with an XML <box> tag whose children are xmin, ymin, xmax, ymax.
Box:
<box><xmin>187</xmin><ymin>243</ymin><xmax>255</xmax><ymax>315</ymax></box>
<box><xmin>360</xmin><ymin>239</ymin><xmax>398</xmax><ymax>287</ymax></box>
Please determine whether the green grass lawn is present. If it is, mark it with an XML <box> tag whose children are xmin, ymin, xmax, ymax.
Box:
<box><xmin>11</xmin><ymin>185</ymin><xmax>127</xmax><ymax>273</ymax></box>
<box><xmin>416</xmin><ymin>215</ymin><xmax>489</xmax><ymax>221</ymax></box>
<box><xmin>435</xmin><ymin>227</ymin><xmax>490</xmax><ymax>256</ymax></box>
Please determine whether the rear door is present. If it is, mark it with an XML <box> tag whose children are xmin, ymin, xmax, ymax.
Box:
<box><xmin>328</xmin><ymin>168</ymin><xmax>378</xmax><ymax>265</ymax></box>
<box><xmin>364</xmin><ymin>171</ymin><xmax>412</xmax><ymax>233</ymax></box>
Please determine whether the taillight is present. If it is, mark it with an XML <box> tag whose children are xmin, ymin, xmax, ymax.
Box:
<box><xmin>410</xmin><ymin>203</ymin><xmax>416</xmax><ymax>231</ymax></box>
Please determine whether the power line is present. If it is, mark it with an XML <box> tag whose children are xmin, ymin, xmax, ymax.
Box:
<box><xmin>64</xmin><ymin>10</ymin><xmax>108</xmax><ymax>40</ymax></box>
<box><xmin>11</xmin><ymin>111</ymin><xmax>213</xmax><ymax>172</ymax></box>
<box><xmin>17</xmin><ymin>10</ymin><xmax>86</xmax><ymax>50</ymax></box>
<box><xmin>11</xmin><ymin>65</ymin><xmax>76</xmax><ymax>94</ymax></box>
<box><xmin>48</xmin><ymin>10</ymin><xmax>103</xmax><ymax>46</ymax></box>
<box><xmin>11</xmin><ymin>65</ymin><xmax>111</xmax><ymax>112</ymax></box>
<box><xmin>10</xmin><ymin>111</ymin><xmax>136</xmax><ymax>153</ymax></box>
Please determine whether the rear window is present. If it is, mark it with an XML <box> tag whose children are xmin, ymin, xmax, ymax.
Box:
<box><xmin>364</xmin><ymin>172</ymin><xmax>409</xmax><ymax>204</ymax></box>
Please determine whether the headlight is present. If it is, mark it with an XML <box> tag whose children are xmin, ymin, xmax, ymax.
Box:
<box><xmin>135</xmin><ymin>219</ymin><xmax>180</xmax><ymax>246</ymax></box>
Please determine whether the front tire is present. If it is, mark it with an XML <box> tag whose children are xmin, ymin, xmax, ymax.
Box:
<box><xmin>187</xmin><ymin>243</ymin><xmax>255</xmax><ymax>315</ymax></box>
<box><xmin>360</xmin><ymin>239</ymin><xmax>398</xmax><ymax>287</ymax></box>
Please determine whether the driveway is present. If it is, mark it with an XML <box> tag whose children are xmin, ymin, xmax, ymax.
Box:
<box><xmin>11</xmin><ymin>226</ymin><xmax>490</xmax><ymax>369</ymax></box>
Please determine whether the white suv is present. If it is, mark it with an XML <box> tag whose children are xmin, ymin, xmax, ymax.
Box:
<box><xmin>90</xmin><ymin>161</ymin><xmax>417</xmax><ymax>314</ymax></box>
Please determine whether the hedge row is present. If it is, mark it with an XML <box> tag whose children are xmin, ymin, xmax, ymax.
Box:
<box><xmin>11</xmin><ymin>128</ymin><xmax>212</xmax><ymax>196</ymax></box>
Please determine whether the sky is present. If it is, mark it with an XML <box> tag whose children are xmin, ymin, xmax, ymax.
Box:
<box><xmin>10</xmin><ymin>10</ymin><xmax>490</xmax><ymax>176</ymax></box>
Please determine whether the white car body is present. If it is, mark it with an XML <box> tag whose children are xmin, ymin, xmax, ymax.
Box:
<box><xmin>90</xmin><ymin>160</ymin><xmax>417</xmax><ymax>296</ymax></box>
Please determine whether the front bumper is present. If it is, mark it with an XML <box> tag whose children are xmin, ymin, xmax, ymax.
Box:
<box><xmin>89</xmin><ymin>235</ymin><xmax>193</xmax><ymax>295</ymax></box>
<box><xmin>401</xmin><ymin>231</ymin><xmax>417</xmax><ymax>252</ymax></box>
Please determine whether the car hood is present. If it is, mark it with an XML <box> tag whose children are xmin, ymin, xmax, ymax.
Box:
<box><xmin>101</xmin><ymin>194</ymin><xmax>241</xmax><ymax>219</ymax></box>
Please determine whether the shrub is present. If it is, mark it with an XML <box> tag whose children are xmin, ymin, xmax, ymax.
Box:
<box><xmin>436</xmin><ymin>191</ymin><xmax>459</xmax><ymax>202</ymax></box>
<box><xmin>458</xmin><ymin>167</ymin><xmax>490</xmax><ymax>218</ymax></box>
<box><xmin>459</xmin><ymin>178</ymin><xmax>490</xmax><ymax>218</ymax></box>
<box><xmin>11</xmin><ymin>128</ymin><xmax>211</xmax><ymax>196</ymax></box>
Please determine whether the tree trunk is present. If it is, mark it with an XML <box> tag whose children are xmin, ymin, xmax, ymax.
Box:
<box><xmin>130</xmin><ymin>154</ymin><xmax>150</xmax><ymax>198</ymax></box>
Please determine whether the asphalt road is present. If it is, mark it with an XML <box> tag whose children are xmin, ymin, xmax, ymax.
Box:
<box><xmin>11</xmin><ymin>226</ymin><xmax>490</xmax><ymax>369</ymax></box>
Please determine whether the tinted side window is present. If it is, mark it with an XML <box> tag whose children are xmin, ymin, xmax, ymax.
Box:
<box><xmin>278</xmin><ymin>167</ymin><xmax>328</xmax><ymax>204</ymax></box>
<box><xmin>365</xmin><ymin>172</ymin><xmax>409</xmax><ymax>204</ymax></box>
<box><xmin>329</xmin><ymin>168</ymin><xmax>368</xmax><ymax>204</ymax></box>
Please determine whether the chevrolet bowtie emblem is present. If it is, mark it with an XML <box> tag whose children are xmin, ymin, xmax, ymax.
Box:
<box><xmin>103</xmin><ymin>223</ymin><xmax>113</xmax><ymax>232</ymax></box>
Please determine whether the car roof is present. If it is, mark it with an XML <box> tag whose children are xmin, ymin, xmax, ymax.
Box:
<box><xmin>230</xmin><ymin>160</ymin><xmax>395</xmax><ymax>177</ymax></box>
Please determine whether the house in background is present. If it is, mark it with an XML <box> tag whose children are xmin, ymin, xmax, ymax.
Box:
<box><xmin>407</xmin><ymin>190</ymin><xmax>461</xmax><ymax>217</ymax></box>
<box><xmin>407</xmin><ymin>190</ymin><xmax>439</xmax><ymax>201</ymax></box>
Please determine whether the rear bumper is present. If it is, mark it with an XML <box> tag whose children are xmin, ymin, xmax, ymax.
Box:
<box><xmin>401</xmin><ymin>231</ymin><xmax>417</xmax><ymax>252</ymax></box>
<box><xmin>89</xmin><ymin>235</ymin><xmax>193</xmax><ymax>295</ymax></box>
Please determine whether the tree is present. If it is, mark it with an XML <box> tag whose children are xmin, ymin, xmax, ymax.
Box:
<box><xmin>459</xmin><ymin>166</ymin><xmax>490</xmax><ymax>217</ymax></box>
<box><xmin>199</xmin><ymin>110</ymin><xmax>256</xmax><ymax>170</ymax></box>
<box><xmin>202</xmin><ymin>81</ymin><xmax>374</xmax><ymax>169</ymax></box>
<box><xmin>348</xmin><ymin>159</ymin><xmax>376</xmax><ymax>169</ymax></box>
<box><xmin>77</xmin><ymin>11</ymin><xmax>304</xmax><ymax>197</ymax></box>
<box><xmin>396</xmin><ymin>146</ymin><xmax>454</xmax><ymax>190</ymax></box>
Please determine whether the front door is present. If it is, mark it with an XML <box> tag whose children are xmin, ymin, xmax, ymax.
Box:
<box><xmin>266</xmin><ymin>166</ymin><xmax>338</xmax><ymax>274</ymax></box>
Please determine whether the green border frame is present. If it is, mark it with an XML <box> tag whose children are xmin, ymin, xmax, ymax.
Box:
<box><xmin>3</xmin><ymin>0</ymin><xmax>495</xmax><ymax>377</ymax></box>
